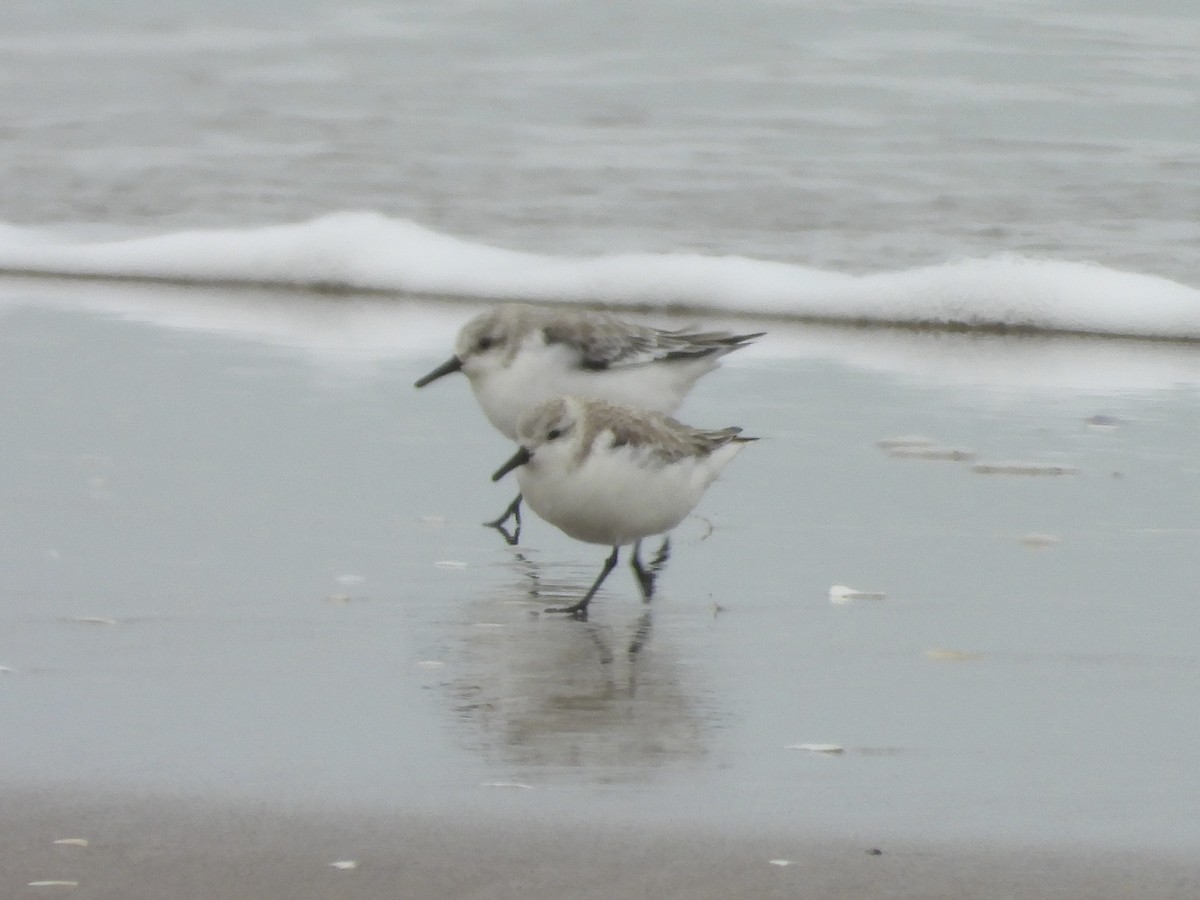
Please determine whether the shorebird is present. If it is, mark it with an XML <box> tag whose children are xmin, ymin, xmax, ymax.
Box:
<box><xmin>415</xmin><ymin>303</ymin><xmax>761</xmax><ymax>540</ymax></box>
<box><xmin>491</xmin><ymin>395</ymin><xmax>755</xmax><ymax>617</ymax></box>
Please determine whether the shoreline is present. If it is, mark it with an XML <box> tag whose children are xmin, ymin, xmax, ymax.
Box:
<box><xmin>4</xmin><ymin>301</ymin><xmax>1199</xmax><ymax>891</ymax></box>
<box><xmin>8</xmin><ymin>787</ymin><xmax>1197</xmax><ymax>900</ymax></box>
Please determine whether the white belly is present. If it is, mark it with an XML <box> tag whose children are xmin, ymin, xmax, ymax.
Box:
<box><xmin>469</xmin><ymin>345</ymin><xmax>720</xmax><ymax>440</ymax></box>
<box><xmin>516</xmin><ymin>442</ymin><xmax>743</xmax><ymax>546</ymax></box>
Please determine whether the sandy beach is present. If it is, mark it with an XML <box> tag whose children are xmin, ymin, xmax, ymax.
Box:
<box><xmin>8</xmin><ymin>788</ymin><xmax>1198</xmax><ymax>900</ymax></box>
<box><xmin>3</xmin><ymin>1</ymin><xmax>1199</xmax><ymax>894</ymax></box>
<box><xmin>2</xmin><ymin>290</ymin><xmax>1198</xmax><ymax>899</ymax></box>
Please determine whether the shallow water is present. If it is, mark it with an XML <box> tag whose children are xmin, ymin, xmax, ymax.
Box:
<box><xmin>1</xmin><ymin>0</ymin><xmax>1198</xmax><ymax>283</ymax></box>
<box><xmin>2</xmin><ymin>291</ymin><xmax>1198</xmax><ymax>851</ymax></box>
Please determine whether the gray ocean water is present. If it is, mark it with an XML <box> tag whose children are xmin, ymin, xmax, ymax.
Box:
<box><xmin>2</xmin><ymin>0</ymin><xmax>1198</xmax><ymax>278</ymax></box>
<box><xmin>2</xmin><ymin>0</ymin><xmax>1200</xmax><ymax>860</ymax></box>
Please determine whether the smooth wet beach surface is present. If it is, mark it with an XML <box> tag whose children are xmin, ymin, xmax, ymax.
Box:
<box><xmin>2</xmin><ymin>289</ymin><xmax>1198</xmax><ymax>896</ymax></box>
<box><xmin>8</xmin><ymin>790</ymin><xmax>1199</xmax><ymax>900</ymax></box>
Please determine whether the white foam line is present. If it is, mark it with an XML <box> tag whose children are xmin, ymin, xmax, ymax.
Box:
<box><xmin>2</xmin><ymin>213</ymin><xmax>1198</xmax><ymax>340</ymax></box>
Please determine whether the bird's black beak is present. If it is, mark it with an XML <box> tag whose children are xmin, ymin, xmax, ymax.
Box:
<box><xmin>414</xmin><ymin>356</ymin><xmax>463</xmax><ymax>388</ymax></box>
<box><xmin>492</xmin><ymin>446</ymin><xmax>532</xmax><ymax>482</ymax></box>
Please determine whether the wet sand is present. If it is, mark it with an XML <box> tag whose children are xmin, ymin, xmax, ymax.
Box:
<box><xmin>8</xmin><ymin>788</ymin><xmax>1197</xmax><ymax>900</ymax></box>
<box><xmin>3</xmin><ymin>289</ymin><xmax>1200</xmax><ymax>896</ymax></box>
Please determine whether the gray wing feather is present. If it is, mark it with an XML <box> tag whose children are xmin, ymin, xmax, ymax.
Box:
<box><xmin>602</xmin><ymin>412</ymin><xmax>756</xmax><ymax>464</ymax></box>
<box><xmin>543</xmin><ymin>315</ymin><xmax>764</xmax><ymax>370</ymax></box>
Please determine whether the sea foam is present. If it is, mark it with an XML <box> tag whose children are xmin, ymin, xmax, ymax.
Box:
<box><xmin>0</xmin><ymin>211</ymin><xmax>1197</xmax><ymax>340</ymax></box>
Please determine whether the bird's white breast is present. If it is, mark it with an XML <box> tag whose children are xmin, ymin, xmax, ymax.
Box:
<box><xmin>467</xmin><ymin>340</ymin><xmax>722</xmax><ymax>441</ymax></box>
<box><xmin>517</xmin><ymin>439</ymin><xmax>745</xmax><ymax>547</ymax></box>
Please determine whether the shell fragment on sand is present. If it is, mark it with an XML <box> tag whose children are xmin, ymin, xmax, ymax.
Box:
<box><xmin>924</xmin><ymin>648</ymin><xmax>985</xmax><ymax>662</ymax></box>
<box><xmin>876</xmin><ymin>435</ymin><xmax>936</xmax><ymax>450</ymax></box>
<box><xmin>829</xmin><ymin>585</ymin><xmax>886</xmax><ymax>604</ymax></box>
<box><xmin>786</xmin><ymin>743</ymin><xmax>846</xmax><ymax>754</ymax></box>
<box><xmin>887</xmin><ymin>445</ymin><xmax>975</xmax><ymax>461</ymax></box>
<box><xmin>971</xmin><ymin>461</ymin><xmax>1078</xmax><ymax>476</ymax></box>
<box><xmin>329</xmin><ymin>860</ymin><xmax>358</xmax><ymax>870</ymax></box>
<box><xmin>878</xmin><ymin>435</ymin><xmax>974</xmax><ymax>461</ymax></box>
<box><xmin>1019</xmin><ymin>532</ymin><xmax>1062</xmax><ymax>548</ymax></box>
<box><xmin>52</xmin><ymin>839</ymin><xmax>89</xmax><ymax>847</ymax></box>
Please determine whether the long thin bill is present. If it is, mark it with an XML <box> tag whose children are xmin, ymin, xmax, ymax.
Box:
<box><xmin>414</xmin><ymin>356</ymin><xmax>463</xmax><ymax>387</ymax></box>
<box><xmin>491</xmin><ymin>446</ymin><xmax>532</xmax><ymax>482</ymax></box>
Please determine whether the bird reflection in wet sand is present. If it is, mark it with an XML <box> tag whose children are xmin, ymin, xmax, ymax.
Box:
<box><xmin>414</xmin><ymin>303</ymin><xmax>762</xmax><ymax>543</ymax></box>
<box><xmin>492</xmin><ymin>396</ymin><xmax>755</xmax><ymax>618</ymax></box>
<box><xmin>506</xmin><ymin>551</ymin><xmax>659</xmax><ymax>657</ymax></box>
<box><xmin>453</xmin><ymin>583</ymin><xmax>704</xmax><ymax>777</ymax></box>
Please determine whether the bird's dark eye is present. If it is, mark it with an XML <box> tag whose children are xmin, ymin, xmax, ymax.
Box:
<box><xmin>476</xmin><ymin>336</ymin><xmax>495</xmax><ymax>351</ymax></box>
<box><xmin>546</xmin><ymin>428</ymin><xmax>562</xmax><ymax>440</ymax></box>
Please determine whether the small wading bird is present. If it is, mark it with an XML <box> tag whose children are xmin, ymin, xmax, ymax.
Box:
<box><xmin>414</xmin><ymin>303</ymin><xmax>762</xmax><ymax>541</ymax></box>
<box><xmin>491</xmin><ymin>396</ymin><xmax>756</xmax><ymax>618</ymax></box>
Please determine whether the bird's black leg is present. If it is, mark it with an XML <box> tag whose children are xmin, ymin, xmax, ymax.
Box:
<box><xmin>483</xmin><ymin>493</ymin><xmax>522</xmax><ymax>545</ymax></box>
<box><xmin>648</xmin><ymin>536</ymin><xmax>671</xmax><ymax>573</ymax></box>
<box><xmin>630</xmin><ymin>536</ymin><xmax>671</xmax><ymax>601</ymax></box>
<box><xmin>546</xmin><ymin>546</ymin><xmax>620</xmax><ymax>619</ymax></box>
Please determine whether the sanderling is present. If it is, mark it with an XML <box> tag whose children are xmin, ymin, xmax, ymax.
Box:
<box><xmin>415</xmin><ymin>303</ymin><xmax>762</xmax><ymax>538</ymax></box>
<box><xmin>491</xmin><ymin>396</ymin><xmax>756</xmax><ymax>617</ymax></box>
